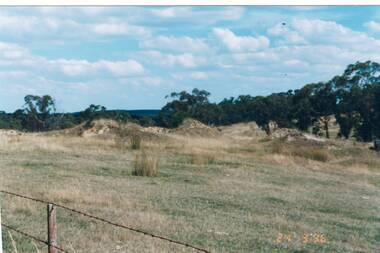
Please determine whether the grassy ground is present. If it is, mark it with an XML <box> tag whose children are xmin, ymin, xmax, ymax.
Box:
<box><xmin>0</xmin><ymin>131</ymin><xmax>379</xmax><ymax>253</ymax></box>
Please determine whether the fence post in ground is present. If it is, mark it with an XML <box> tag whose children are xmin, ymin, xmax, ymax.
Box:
<box><xmin>47</xmin><ymin>204</ymin><xmax>57</xmax><ymax>253</ymax></box>
<box><xmin>0</xmin><ymin>206</ymin><xmax>3</xmax><ymax>253</ymax></box>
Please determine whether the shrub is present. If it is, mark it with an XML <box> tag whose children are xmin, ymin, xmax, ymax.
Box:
<box><xmin>133</xmin><ymin>152</ymin><xmax>159</xmax><ymax>177</ymax></box>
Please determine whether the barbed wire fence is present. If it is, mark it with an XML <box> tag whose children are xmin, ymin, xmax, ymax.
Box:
<box><xmin>0</xmin><ymin>190</ymin><xmax>211</xmax><ymax>253</ymax></box>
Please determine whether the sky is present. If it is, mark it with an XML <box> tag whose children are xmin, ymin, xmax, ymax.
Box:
<box><xmin>1</xmin><ymin>6</ymin><xmax>380</xmax><ymax>112</ymax></box>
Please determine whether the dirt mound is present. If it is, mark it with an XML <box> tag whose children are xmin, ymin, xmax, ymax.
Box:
<box><xmin>81</xmin><ymin>119</ymin><xmax>120</xmax><ymax>137</ymax></box>
<box><xmin>41</xmin><ymin>119</ymin><xmax>163</xmax><ymax>139</ymax></box>
<box><xmin>142</xmin><ymin>126</ymin><xmax>169</xmax><ymax>135</ymax></box>
<box><xmin>171</xmin><ymin>119</ymin><xmax>220</xmax><ymax>137</ymax></box>
<box><xmin>218</xmin><ymin>122</ymin><xmax>266</xmax><ymax>138</ymax></box>
<box><xmin>0</xmin><ymin>129</ymin><xmax>23</xmax><ymax>136</ymax></box>
<box><xmin>272</xmin><ymin>128</ymin><xmax>326</xmax><ymax>143</ymax></box>
<box><xmin>80</xmin><ymin>119</ymin><xmax>162</xmax><ymax>140</ymax></box>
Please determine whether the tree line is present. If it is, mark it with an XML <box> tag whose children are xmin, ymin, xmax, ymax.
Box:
<box><xmin>0</xmin><ymin>99</ymin><xmax>136</xmax><ymax>132</ymax></box>
<box><xmin>158</xmin><ymin>61</ymin><xmax>380</xmax><ymax>141</ymax></box>
<box><xmin>1</xmin><ymin>60</ymin><xmax>379</xmax><ymax>142</ymax></box>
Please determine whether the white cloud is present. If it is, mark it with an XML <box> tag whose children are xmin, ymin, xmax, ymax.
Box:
<box><xmin>58</xmin><ymin>60</ymin><xmax>93</xmax><ymax>76</ymax></box>
<box><xmin>189</xmin><ymin>71</ymin><xmax>210</xmax><ymax>80</ymax></box>
<box><xmin>140</xmin><ymin>35</ymin><xmax>210</xmax><ymax>53</ymax></box>
<box><xmin>30</xmin><ymin>7</ymin><xmax>123</xmax><ymax>19</ymax></box>
<box><xmin>56</xmin><ymin>59</ymin><xmax>144</xmax><ymax>77</ymax></box>
<box><xmin>119</xmin><ymin>76</ymin><xmax>164</xmax><ymax>87</ymax></box>
<box><xmin>0</xmin><ymin>42</ymin><xmax>44</xmax><ymax>68</ymax></box>
<box><xmin>171</xmin><ymin>71</ymin><xmax>214</xmax><ymax>81</ymax></box>
<box><xmin>0</xmin><ymin>42</ymin><xmax>29</xmax><ymax>59</ymax></box>
<box><xmin>0</xmin><ymin>71</ymin><xmax>29</xmax><ymax>78</ymax></box>
<box><xmin>211</xmin><ymin>18</ymin><xmax>380</xmax><ymax>88</ymax></box>
<box><xmin>3</xmin><ymin>6</ymin><xmax>380</xmax><ymax>112</ymax></box>
<box><xmin>290</xmin><ymin>7</ymin><xmax>327</xmax><ymax>11</ymax></box>
<box><xmin>290</xmin><ymin>19</ymin><xmax>380</xmax><ymax>50</ymax></box>
<box><xmin>0</xmin><ymin>41</ymin><xmax>144</xmax><ymax>78</ymax></box>
<box><xmin>0</xmin><ymin>11</ymin><xmax>150</xmax><ymax>39</ymax></box>
<box><xmin>99</xmin><ymin>60</ymin><xmax>144</xmax><ymax>76</ymax></box>
<box><xmin>142</xmin><ymin>51</ymin><xmax>204</xmax><ymax>68</ymax></box>
<box><xmin>150</xmin><ymin>7</ymin><xmax>190</xmax><ymax>18</ymax></box>
<box><xmin>91</xmin><ymin>21</ymin><xmax>150</xmax><ymax>37</ymax></box>
<box><xmin>266</xmin><ymin>19</ymin><xmax>380</xmax><ymax>56</ymax></box>
<box><xmin>267</xmin><ymin>23</ymin><xmax>306</xmax><ymax>44</ymax></box>
<box><xmin>364</xmin><ymin>21</ymin><xmax>380</xmax><ymax>32</ymax></box>
<box><xmin>173</xmin><ymin>54</ymin><xmax>197</xmax><ymax>68</ymax></box>
<box><xmin>213</xmin><ymin>28</ymin><xmax>270</xmax><ymax>52</ymax></box>
<box><xmin>0</xmin><ymin>12</ymin><xmax>60</xmax><ymax>35</ymax></box>
<box><xmin>149</xmin><ymin>7</ymin><xmax>244</xmax><ymax>22</ymax></box>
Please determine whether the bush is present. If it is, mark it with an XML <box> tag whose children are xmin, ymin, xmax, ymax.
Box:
<box><xmin>133</xmin><ymin>152</ymin><xmax>159</xmax><ymax>177</ymax></box>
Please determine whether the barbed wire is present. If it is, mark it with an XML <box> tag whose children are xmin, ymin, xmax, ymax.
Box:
<box><xmin>0</xmin><ymin>190</ymin><xmax>211</xmax><ymax>253</ymax></box>
<box><xmin>1</xmin><ymin>223</ymin><xmax>69</xmax><ymax>253</ymax></box>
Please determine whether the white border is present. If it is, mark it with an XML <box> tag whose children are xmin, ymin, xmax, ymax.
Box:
<box><xmin>0</xmin><ymin>0</ymin><xmax>379</xmax><ymax>6</ymax></box>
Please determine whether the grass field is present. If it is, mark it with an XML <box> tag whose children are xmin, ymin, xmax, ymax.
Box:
<box><xmin>0</xmin><ymin>126</ymin><xmax>379</xmax><ymax>252</ymax></box>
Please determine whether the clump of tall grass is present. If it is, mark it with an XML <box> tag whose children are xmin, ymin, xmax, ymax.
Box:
<box><xmin>188</xmin><ymin>152</ymin><xmax>216</xmax><ymax>165</ymax></box>
<box><xmin>116</xmin><ymin>129</ymin><xmax>142</xmax><ymax>150</ymax></box>
<box><xmin>292</xmin><ymin>147</ymin><xmax>329</xmax><ymax>162</ymax></box>
<box><xmin>269</xmin><ymin>139</ymin><xmax>329</xmax><ymax>162</ymax></box>
<box><xmin>133</xmin><ymin>152</ymin><xmax>159</xmax><ymax>177</ymax></box>
<box><xmin>130</xmin><ymin>133</ymin><xmax>141</xmax><ymax>150</ymax></box>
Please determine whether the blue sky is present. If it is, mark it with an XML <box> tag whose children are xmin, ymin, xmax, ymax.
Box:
<box><xmin>1</xmin><ymin>6</ymin><xmax>380</xmax><ymax>112</ymax></box>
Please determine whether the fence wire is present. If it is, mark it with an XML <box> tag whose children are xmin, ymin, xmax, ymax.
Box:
<box><xmin>1</xmin><ymin>222</ymin><xmax>69</xmax><ymax>253</ymax></box>
<box><xmin>0</xmin><ymin>190</ymin><xmax>211</xmax><ymax>253</ymax></box>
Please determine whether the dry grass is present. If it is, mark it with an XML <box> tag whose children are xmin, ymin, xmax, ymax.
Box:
<box><xmin>130</xmin><ymin>133</ymin><xmax>142</xmax><ymax>150</ymax></box>
<box><xmin>133</xmin><ymin>152</ymin><xmax>159</xmax><ymax>177</ymax></box>
<box><xmin>116</xmin><ymin>128</ymin><xmax>142</xmax><ymax>151</ymax></box>
<box><xmin>188</xmin><ymin>153</ymin><xmax>216</xmax><ymax>165</ymax></box>
<box><xmin>0</xmin><ymin>127</ymin><xmax>379</xmax><ymax>253</ymax></box>
<box><xmin>269</xmin><ymin>139</ymin><xmax>330</xmax><ymax>162</ymax></box>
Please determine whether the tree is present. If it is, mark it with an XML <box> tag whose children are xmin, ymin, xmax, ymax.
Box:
<box><xmin>372</xmin><ymin>84</ymin><xmax>380</xmax><ymax>138</ymax></box>
<box><xmin>310</xmin><ymin>82</ymin><xmax>336</xmax><ymax>138</ymax></box>
<box><xmin>292</xmin><ymin>82</ymin><xmax>336</xmax><ymax>138</ymax></box>
<box><xmin>23</xmin><ymin>95</ymin><xmax>56</xmax><ymax>131</ymax></box>
<box><xmin>158</xmin><ymin>88</ymin><xmax>213</xmax><ymax>127</ymax></box>
<box><xmin>266</xmin><ymin>91</ymin><xmax>294</xmax><ymax>129</ymax></box>
<box><xmin>331</xmin><ymin>61</ymin><xmax>380</xmax><ymax>141</ymax></box>
<box><xmin>0</xmin><ymin>110</ymin><xmax>23</xmax><ymax>130</ymax></box>
<box><xmin>139</xmin><ymin>116</ymin><xmax>155</xmax><ymax>127</ymax></box>
<box><xmin>292</xmin><ymin>85</ymin><xmax>316</xmax><ymax>131</ymax></box>
<box><xmin>81</xmin><ymin>104</ymin><xmax>106</xmax><ymax>121</ymax></box>
<box><xmin>218</xmin><ymin>97</ymin><xmax>243</xmax><ymax>124</ymax></box>
<box><xmin>250</xmin><ymin>96</ymin><xmax>273</xmax><ymax>135</ymax></box>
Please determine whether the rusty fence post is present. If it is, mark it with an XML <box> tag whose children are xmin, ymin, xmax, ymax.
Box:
<box><xmin>47</xmin><ymin>204</ymin><xmax>57</xmax><ymax>253</ymax></box>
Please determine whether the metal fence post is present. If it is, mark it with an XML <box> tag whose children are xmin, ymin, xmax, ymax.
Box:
<box><xmin>47</xmin><ymin>204</ymin><xmax>57</xmax><ymax>253</ymax></box>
